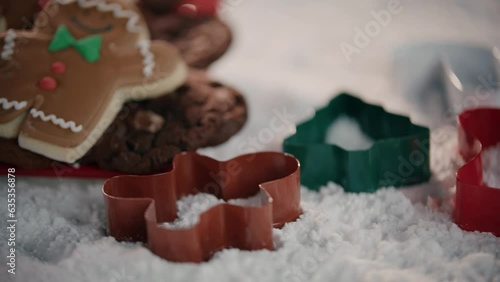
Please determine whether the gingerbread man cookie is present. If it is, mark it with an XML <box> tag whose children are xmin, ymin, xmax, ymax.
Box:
<box><xmin>0</xmin><ymin>0</ymin><xmax>188</xmax><ymax>163</ymax></box>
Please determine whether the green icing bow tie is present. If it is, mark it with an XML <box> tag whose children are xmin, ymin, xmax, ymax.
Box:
<box><xmin>48</xmin><ymin>25</ymin><xmax>103</xmax><ymax>63</ymax></box>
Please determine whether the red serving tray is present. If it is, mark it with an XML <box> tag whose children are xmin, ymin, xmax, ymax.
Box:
<box><xmin>0</xmin><ymin>164</ymin><xmax>121</xmax><ymax>179</ymax></box>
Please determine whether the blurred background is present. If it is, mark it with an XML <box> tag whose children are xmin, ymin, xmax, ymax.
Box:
<box><xmin>202</xmin><ymin>0</ymin><xmax>500</xmax><ymax>157</ymax></box>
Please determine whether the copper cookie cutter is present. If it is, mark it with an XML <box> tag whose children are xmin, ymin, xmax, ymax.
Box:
<box><xmin>103</xmin><ymin>152</ymin><xmax>301</xmax><ymax>262</ymax></box>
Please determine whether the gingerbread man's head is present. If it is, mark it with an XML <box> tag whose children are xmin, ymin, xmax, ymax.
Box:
<box><xmin>34</xmin><ymin>0</ymin><xmax>149</xmax><ymax>50</ymax></box>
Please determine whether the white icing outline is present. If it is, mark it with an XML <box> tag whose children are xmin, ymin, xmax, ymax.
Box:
<box><xmin>0</xmin><ymin>98</ymin><xmax>27</xmax><ymax>110</ymax></box>
<box><xmin>138</xmin><ymin>40</ymin><xmax>155</xmax><ymax>77</ymax></box>
<box><xmin>1</xmin><ymin>29</ymin><xmax>16</xmax><ymax>60</ymax></box>
<box><xmin>30</xmin><ymin>109</ymin><xmax>83</xmax><ymax>133</ymax></box>
<box><xmin>55</xmin><ymin>0</ymin><xmax>142</xmax><ymax>33</ymax></box>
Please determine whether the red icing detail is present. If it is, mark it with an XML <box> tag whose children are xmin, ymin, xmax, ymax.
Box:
<box><xmin>39</xmin><ymin>76</ymin><xmax>57</xmax><ymax>91</ymax></box>
<box><xmin>51</xmin><ymin>62</ymin><xmax>66</xmax><ymax>74</ymax></box>
<box><xmin>175</xmin><ymin>0</ymin><xmax>219</xmax><ymax>17</ymax></box>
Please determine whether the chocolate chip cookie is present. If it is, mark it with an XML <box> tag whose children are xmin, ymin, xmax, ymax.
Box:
<box><xmin>139</xmin><ymin>2</ymin><xmax>232</xmax><ymax>68</ymax></box>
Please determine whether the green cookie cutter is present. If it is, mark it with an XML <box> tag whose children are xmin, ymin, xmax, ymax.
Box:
<box><xmin>283</xmin><ymin>93</ymin><xmax>431</xmax><ymax>193</ymax></box>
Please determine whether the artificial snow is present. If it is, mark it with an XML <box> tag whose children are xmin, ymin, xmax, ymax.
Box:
<box><xmin>482</xmin><ymin>143</ymin><xmax>500</xmax><ymax>189</ymax></box>
<box><xmin>161</xmin><ymin>193</ymin><xmax>224</xmax><ymax>229</ymax></box>
<box><xmin>227</xmin><ymin>192</ymin><xmax>264</xmax><ymax>207</ymax></box>
<box><xmin>1</xmin><ymin>179</ymin><xmax>499</xmax><ymax>282</ymax></box>
<box><xmin>325</xmin><ymin>115</ymin><xmax>374</xmax><ymax>150</ymax></box>
<box><xmin>0</xmin><ymin>128</ymin><xmax>497</xmax><ymax>281</ymax></box>
<box><xmin>160</xmin><ymin>192</ymin><xmax>264</xmax><ymax>229</ymax></box>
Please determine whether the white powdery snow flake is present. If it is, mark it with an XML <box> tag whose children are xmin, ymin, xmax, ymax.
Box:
<box><xmin>161</xmin><ymin>193</ymin><xmax>223</xmax><ymax>229</ymax></box>
<box><xmin>325</xmin><ymin>114</ymin><xmax>374</xmax><ymax>150</ymax></box>
<box><xmin>228</xmin><ymin>192</ymin><xmax>265</xmax><ymax>207</ymax></box>
<box><xmin>482</xmin><ymin>143</ymin><xmax>500</xmax><ymax>189</ymax></box>
<box><xmin>160</xmin><ymin>192</ymin><xmax>265</xmax><ymax>229</ymax></box>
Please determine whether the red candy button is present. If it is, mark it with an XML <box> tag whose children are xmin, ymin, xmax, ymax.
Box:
<box><xmin>51</xmin><ymin>62</ymin><xmax>66</xmax><ymax>74</ymax></box>
<box><xmin>39</xmin><ymin>77</ymin><xmax>57</xmax><ymax>91</ymax></box>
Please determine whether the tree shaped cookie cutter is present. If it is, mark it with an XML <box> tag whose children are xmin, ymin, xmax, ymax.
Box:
<box><xmin>103</xmin><ymin>152</ymin><xmax>301</xmax><ymax>262</ymax></box>
<box><xmin>455</xmin><ymin>108</ymin><xmax>500</xmax><ymax>236</ymax></box>
<box><xmin>283</xmin><ymin>93</ymin><xmax>431</xmax><ymax>192</ymax></box>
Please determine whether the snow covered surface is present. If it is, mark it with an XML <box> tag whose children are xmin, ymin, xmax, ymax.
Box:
<box><xmin>482</xmin><ymin>144</ymin><xmax>500</xmax><ymax>189</ymax></box>
<box><xmin>325</xmin><ymin>115</ymin><xmax>374</xmax><ymax>150</ymax></box>
<box><xmin>1</xmin><ymin>0</ymin><xmax>500</xmax><ymax>281</ymax></box>
<box><xmin>161</xmin><ymin>193</ymin><xmax>224</xmax><ymax>229</ymax></box>
<box><xmin>161</xmin><ymin>192</ymin><xmax>263</xmax><ymax>229</ymax></box>
<box><xmin>227</xmin><ymin>192</ymin><xmax>264</xmax><ymax>207</ymax></box>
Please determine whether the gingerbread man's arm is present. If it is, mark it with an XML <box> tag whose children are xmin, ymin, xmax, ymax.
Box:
<box><xmin>0</xmin><ymin>29</ymin><xmax>16</xmax><ymax>66</ymax></box>
<box><xmin>0</xmin><ymin>30</ymin><xmax>50</xmax><ymax>138</ymax></box>
<box><xmin>0</xmin><ymin>30</ymin><xmax>50</xmax><ymax>70</ymax></box>
<box><xmin>114</xmin><ymin>40</ymin><xmax>186</xmax><ymax>84</ymax></box>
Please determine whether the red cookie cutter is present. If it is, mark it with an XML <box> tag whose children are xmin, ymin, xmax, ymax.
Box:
<box><xmin>455</xmin><ymin>108</ymin><xmax>500</xmax><ymax>236</ymax></box>
<box><xmin>103</xmin><ymin>152</ymin><xmax>301</xmax><ymax>262</ymax></box>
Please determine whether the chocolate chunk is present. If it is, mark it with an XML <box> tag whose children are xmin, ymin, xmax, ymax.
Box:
<box><xmin>127</xmin><ymin>133</ymin><xmax>155</xmax><ymax>154</ymax></box>
<box><xmin>130</xmin><ymin>110</ymin><xmax>165</xmax><ymax>133</ymax></box>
